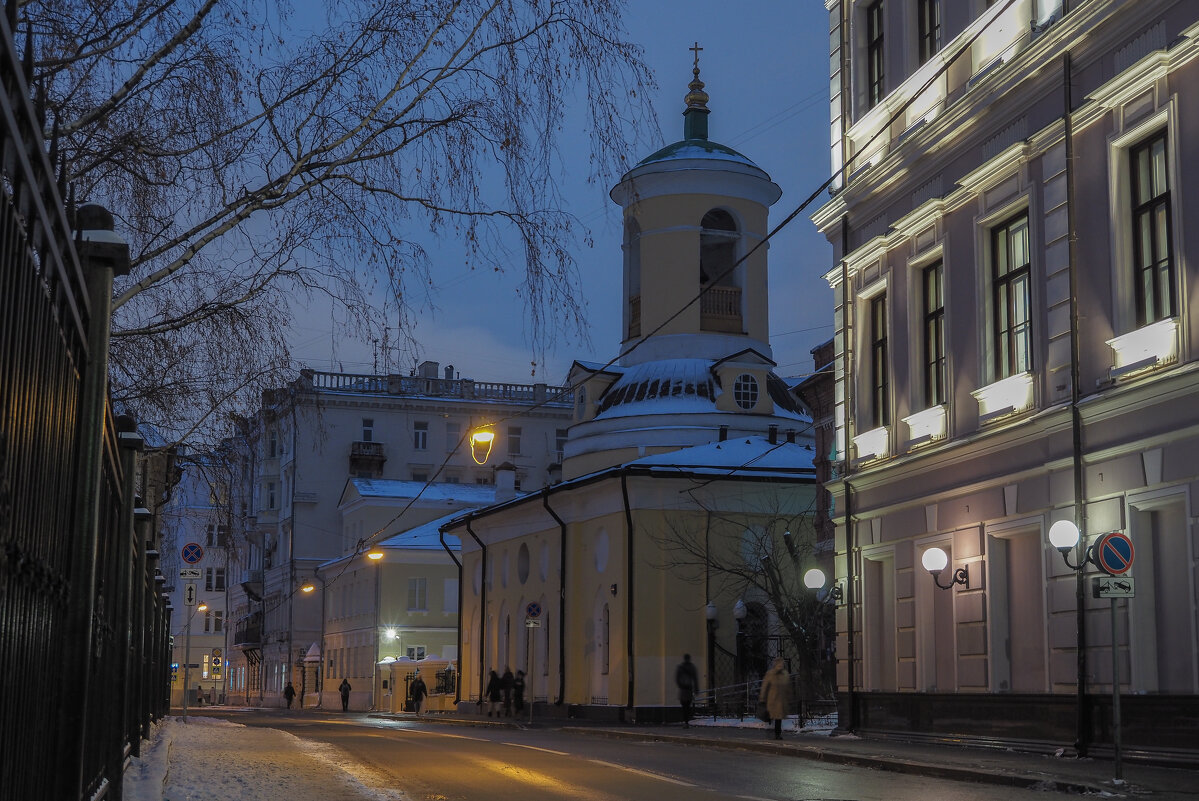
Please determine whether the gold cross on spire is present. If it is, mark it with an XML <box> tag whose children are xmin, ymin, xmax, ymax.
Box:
<box><xmin>690</xmin><ymin>41</ymin><xmax>703</xmax><ymax>69</ymax></box>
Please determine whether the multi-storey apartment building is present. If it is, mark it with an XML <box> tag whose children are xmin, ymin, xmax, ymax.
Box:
<box><xmin>813</xmin><ymin>0</ymin><xmax>1199</xmax><ymax>756</ymax></box>
<box><xmin>225</xmin><ymin>361</ymin><xmax>572</xmax><ymax>706</ymax></box>
<box><xmin>158</xmin><ymin>450</ymin><xmax>232</xmax><ymax>705</ymax></box>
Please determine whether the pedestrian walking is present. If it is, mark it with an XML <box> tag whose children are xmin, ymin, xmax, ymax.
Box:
<box><xmin>675</xmin><ymin>653</ymin><xmax>699</xmax><ymax>727</ymax></box>
<box><xmin>759</xmin><ymin>658</ymin><xmax>793</xmax><ymax>740</ymax></box>
<box><xmin>513</xmin><ymin>670</ymin><xmax>526</xmax><ymax>714</ymax></box>
<box><xmin>283</xmin><ymin>682</ymin><xmax>296</xmax><ymax>709</ymax></box>
<box><xmin>339</xmin><ymin>678</ymin><xmax>352</xmax><ymax>712</ymax></box>
<box><xmin>410</xmin><ymin>672</ymin><xmax>428</xmax><ymax>716</ymax></box>
<box><xmin>501</xmin><ymin>667</ymin><xmax>515</xmax><ymax>717</ymax></box>
<box><xmin>485</xmin><ymin>669</ymin><xmax>502</xmax><ymax>716</ymax></box>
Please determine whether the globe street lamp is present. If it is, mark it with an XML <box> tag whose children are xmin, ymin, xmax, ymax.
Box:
<box><xmin>182</xmin><ymin>602</ymin><xmax>208</xmax><ymax>721</ymax></box>
<box><xmin>920</xmin><ymin>547</ymin><xmax>969</xmax><ymax>590</ymax></box>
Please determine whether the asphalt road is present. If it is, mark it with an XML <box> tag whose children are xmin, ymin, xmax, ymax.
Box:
<box><xmin>205</xmin><ymin>710</ymin><xmax>1077</xmax><ymax>801</ymax></box>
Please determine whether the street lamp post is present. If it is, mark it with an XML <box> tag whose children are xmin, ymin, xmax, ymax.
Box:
<box><xmin>300</xmin><ymin>574</ymin><xmax>326</xmax><ymax>708</ymax></box>
<box><xmin>1048</xmin><ymin>520</ymin><xmax>1130</xmax><ymax>783</ymax></box>
<box><xmin>181</xmin><ymin>602</ymin><xmax>208</xmax><ymax>721</ymax></box>
<box><xmin>705</xmin><ymin>602</ymin><xmax>718</xmax><ymax>713</ymax></box>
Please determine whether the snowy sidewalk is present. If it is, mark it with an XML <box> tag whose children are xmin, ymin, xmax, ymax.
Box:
<box><xmin>122</xmin><ymin>716</ymin><xmax>406</xmax><ymax>801</ymax></box>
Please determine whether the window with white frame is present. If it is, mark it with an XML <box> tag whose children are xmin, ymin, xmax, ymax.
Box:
<box><xmin>555</xmin><ymin>428</ymin><xmax>568</xmax><ymax>461</ymax></box>
<box><xmin>408</xmin><ymin>577</ymin><xmax>428</xmax><ymax>610</ymax></box>
<box><xmin>413</xmin><ymin>420</ymin><xmax>428</xmax><ymax>450</ymax></box>
<box><xmin>869</xmin><ymin>293</ymin><xmax>889</xmax><ymax>428</ymax></box>
<box><xmin>865</xmin><ymin>0</ymin><xmax>885</xmax><ymax>109</ymax></box>
<box><xmin>922</xmin><ymin>260</ymin><xmax>946</xmax><ymax>407</ymax></box>
<box><xmin>917</xmin><ymin>0</ymin><xmax>940</xmax><ymax>65</ymax></box>
<box><xmin>1130</xmin><ymin>131</ymin><xmax>1175</xmax><ymax>327</ymax></box>
<box><xmin>446</xmin><ymin>421</ymin><xmax>460</xmax><ymax>452</ymax></box>
<box><xmin>507</xmin><ymin>425</ymin><xmax>522</xmax><ymax>456</ymax></box>
<box><xmin>362</xmin><ymin>418</ymin><xmax>374</xmax><ymax>442</ymax></box>
<box><xmin>990</xmin><ymin>213</ymin><xmax>1032</xmax><ymax>379</ymax></box>
<box><xmin>406</xmin><ymin>645</ymin><xmax>426</xmax><ymax>660</ymax></box>
<box><xmin>267</xmin><ymin>481</ymin><xmax>277</xmax><ymax>510</ymax></box>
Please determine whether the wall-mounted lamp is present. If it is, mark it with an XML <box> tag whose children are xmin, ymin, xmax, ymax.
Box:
<box><xmin>921</xmin><ymin>547</ymin><xmax>968</xmax><ymax>590</ymax></box>
<box><xmin>803</xmin><ymin>567</ymin><xmax>844</xmax><ymax>603</ymax></box>
<box><xmin>300</xmin><ymin>582</ymin><xmax>316</xmax><ymax>594</ymax></box>
<box><xmin>367</xmin><ymin>548</ymin><xmax>384</xmax><ymax>561</ymax></box>
<box><xmin>470</xmin><ymin>427</ymin><xmax>495</xmax><ymax>465</ymax></box>
<box><xmin>610</xmin><ymin>583</ymin><xmax>618</xmax><ymax>597</ymax></box>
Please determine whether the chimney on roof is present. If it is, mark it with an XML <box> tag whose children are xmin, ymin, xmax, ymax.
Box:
<box><xmin>719</xmin><ymin>425</ymin><xmax>728</xmax><ymax>442</ymax></box>
<box><xmin>786</xmin><ymin>429</ymin><xmax>796</xmax><ymax>444</ymax></box>
<box><xmin>444</xmin><ymin>365</ymin><xmax>454</xmax><ymax>380</ymax></box>
<box><xmin>768</xmin><ymin>425</ymin><xmax>778</xmax><ymax>445</ymax></box>
<box><xmin>495</xmin><ymin>461</ymin><xmax>517</xmax><ymax>502</ymax></box>
<box><xmin>418</xmin><ymin>360</ymin><xmax>439</xmax><ymax>379</ymax></box>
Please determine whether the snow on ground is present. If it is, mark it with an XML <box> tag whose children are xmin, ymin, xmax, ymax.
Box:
<box><xmin>121</xmin><ymin>713</ymin><xmax>837</xmax><ymax>800</ymax></box>
<box><xmin>122</xmin><ymin>716</ymin><xmax>408</xmax><ymax>801</ymax></box>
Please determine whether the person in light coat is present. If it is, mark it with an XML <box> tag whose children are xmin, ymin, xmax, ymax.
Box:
<box><xmin>759</xmin><ymin>658</ymin><xmax>793</xmax><ymax>739</ymax></box>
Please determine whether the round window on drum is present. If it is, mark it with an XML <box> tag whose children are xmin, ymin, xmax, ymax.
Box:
<box><xmin>733</xmin><ymin>373</ymin><xmax>759</xmax><ymax>410</ymax></box>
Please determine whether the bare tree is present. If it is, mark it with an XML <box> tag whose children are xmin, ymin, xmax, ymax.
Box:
<box><xmin>23</xmin><ymin>0</ymin><xmax>656</xmax><ymax>444</ymax></box>
<box><xmin>654</xmin><ymin>481</ymin><xmax>835</xmax><ymax>699</ymax></box>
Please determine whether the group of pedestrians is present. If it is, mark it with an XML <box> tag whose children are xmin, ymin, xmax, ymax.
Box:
<box><xmin>676</xmin><ymin>653</ymin><xmax>793</xmax><ymax>739</ymax></box>
<box><xmin>483</xmin><ymin>666</ymin><xmax>526</xmax><ymax>716</ymax></box>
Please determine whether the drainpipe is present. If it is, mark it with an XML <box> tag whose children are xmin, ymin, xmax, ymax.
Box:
<box><xmin>840</xmin><ymin>212</ymin><xmax>858</xmax><ymax>733</ymax></box>
<box><xmin>542</xmin><ymin>490</ymin><xmax>568</xmax><ymax>705</ymax></box>
<box><xmin>464</xmin><ymin>518</ymin><xmax>487</xmax><ymax>704</ymax></box>
<box><xmin>1063</xmin><ymin>49</ymin><xmax>1090</xmax><ymax>757</ymax></box>
<box><xmin>620</xmin><ymin>474</ymin><xmax>635</xmax><ymax>713</ymax></box>
<box><xmin>439</xmin><ymin>527</ymin><xmax>463</xmax><ymax>705</ymax></box>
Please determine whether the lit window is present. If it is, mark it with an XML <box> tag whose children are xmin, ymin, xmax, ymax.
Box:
<box><xmin>991</xmin><ymin>213</ymin><xmax>1032</xmax><ymax>379</ymax></box>
<box><xmin>1130</xmin><ymin>132</ymin><xmax>1174</xmax><ymax>327</ymax></box>
<box><xmin>870</xmin><ymin>294</ymin><xmax>889</xmax><ymax>427</ymax></box>
<box><xmin>866</xmin><ymin>0</ymin><xmax>885</xmax><ymax>109</ymax></box>
<box><xmin>413</xmin><ymin>421</ymin><xmax>428</xmax><ymax>450</ymax></box>
<box><xmin>732</xmin><ymin>374</ymin><xmax>759</xmax><ymax>410</ymax></box>
<box><xmin>917</xmin><ymin>0</ymin><xmax>940</xmax><ymax>65</ymax></box>
<box><xmin>922</xmin><ymin>261</ymin><xmax>946</xmax><ymax>407</ymax></box>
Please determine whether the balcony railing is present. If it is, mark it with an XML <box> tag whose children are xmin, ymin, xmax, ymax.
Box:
<box><xmin>233</xmin><ymin>612</ymin><xmax>263</xmax><ymax>647</ymax></box>
<box><xmin>700</xmin><ymin>286</ymin><xmax>743</xmax><ymax>333</ymax></box>
<box><xmin>302</xmin><ymin>369</ymin><xmax>570</xmax><ymax>404</ymax></box>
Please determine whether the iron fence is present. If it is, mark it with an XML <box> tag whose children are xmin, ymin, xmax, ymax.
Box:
<box><xmin>0</xmin><ymin>4</ymin><xmax>170</xmax><ymax>799</ymax></box>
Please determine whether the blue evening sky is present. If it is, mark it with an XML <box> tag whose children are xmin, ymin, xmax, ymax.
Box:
<box><xmin>290</xmin><ymin>1</ymin><xmax>834</xmax><ymax>385</ymax></box>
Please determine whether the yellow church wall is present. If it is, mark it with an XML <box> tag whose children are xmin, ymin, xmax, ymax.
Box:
<box><xmin>627</xmin><ymin>192</ymin><xmax>770</xmax><ymax>343</ymax></box>
<box><xmin>452</xmin><ymin>473</ymin><xmax>818</xmax><ymax>712</ymax></box>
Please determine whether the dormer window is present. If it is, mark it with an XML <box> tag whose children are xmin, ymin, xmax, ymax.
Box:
<box><xmin>733</xmin><ymin>374</ymin><xmax>759</xmax><ymax>410</ymax></box>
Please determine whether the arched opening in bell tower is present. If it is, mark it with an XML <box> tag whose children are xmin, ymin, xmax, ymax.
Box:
<box><xmin>624</xmin><ymin>218</ymin><xmax>642</xmax><ymax>339</ymax></box>
<box><xmin>699</xmin><ymin>208</ymin><xmax>743</xmax><ymax>333</ymax></box>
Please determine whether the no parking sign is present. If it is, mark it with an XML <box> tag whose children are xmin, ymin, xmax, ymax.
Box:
<box><xmin>1094</xmin><ymin>532</ymin><xmax>1134</xmax><ymax>576</ymax></box>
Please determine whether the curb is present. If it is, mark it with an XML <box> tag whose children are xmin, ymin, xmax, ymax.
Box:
<box><xmin>562</xmin><ymin>727</ymin><xmax>1111</xmax><ymax>796</ymax></box>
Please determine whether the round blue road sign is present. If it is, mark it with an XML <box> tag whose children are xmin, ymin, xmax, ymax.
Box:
<box><xmin>1094</xmin><ymin>532</ymin><xmax>1134</xmax><ymax>575</ymax></box>
<box><xmin>526</xmin><ymin>602</ymin><xmax>542</xmax><ymax>619</ymax></box>
<box><xmin>181</xmin><ymin>542</ymin><xmax>205</xmax><ymax>564</ymax></box>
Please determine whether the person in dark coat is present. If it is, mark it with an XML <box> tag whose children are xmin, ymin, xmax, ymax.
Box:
<box><xmin>339</xmin><ymin>678</ymin><xmax>352</xmax><ymax>711</ymax></box>
<box><xmin>283</xmin><ymin>682</ymin><xmax>296</xmax><ymax>709</ymax></box>
<box><xmin>501</xmin><ymin>667</ymin><xmax>515</xmax><ymax>716</ymax></box>
<box><xmin>410</xmin><ymin>673</ymin><xmax>428</xmax><ymax>716</ymax></box>
<box><xmin>513</xmin><ymin>670</ymin><xmax>526</xmax><ymax>715</ymax></box>
<box><xmin>485</xmin><ymin>669</ymin><xmax>502</xmax><ymax>716</ymax></box>
<box><xmin>675</xmin><ymin>653</ymin><xmax>699</xmax><ymax>727</ymax></box>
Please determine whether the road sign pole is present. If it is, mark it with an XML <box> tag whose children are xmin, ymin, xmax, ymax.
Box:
<box><xmin>1111</xmin><ymin>597</ymin><xmax>1123</xmax><ymax>783</ymax></box>
<box><xmin>528</xmin><ymin>626</ymin><xmax>534</xmax><ymax>725</ymax></box>
<box><xmin>182</xmin><ymin>608</ymin><xmax>194</xmax><ymax>722</ymax></box>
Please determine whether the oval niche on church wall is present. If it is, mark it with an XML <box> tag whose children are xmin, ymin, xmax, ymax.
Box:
<box><xmin>518</xmin><ymin>542</ymin><xmax>530</xmax><ymax>584</ymax></box>
<box><xmin>594</xmin><ymin>528</ymin><xmax>610</xmax><ymax>573</ymax></box>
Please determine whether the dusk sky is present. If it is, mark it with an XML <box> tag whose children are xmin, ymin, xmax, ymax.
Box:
<box><xmin>290</xmin><ymin>1</ymin><xmax>834</xmax><ymax>385</ymax></box>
